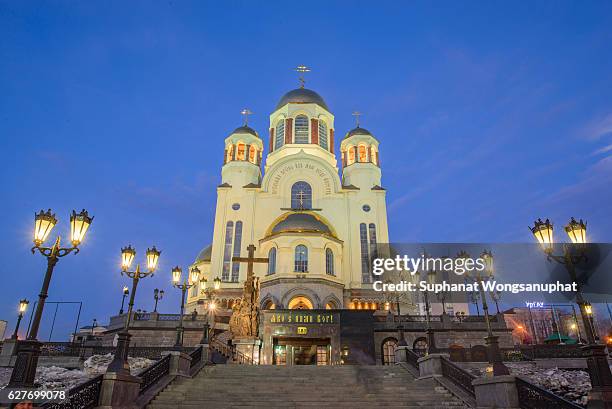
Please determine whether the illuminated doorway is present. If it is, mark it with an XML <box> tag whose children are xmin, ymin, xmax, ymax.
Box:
<box><xmin>288</xmin><ymin>296</ymin><xmax>314</xmax><ymax>310</ymax></box>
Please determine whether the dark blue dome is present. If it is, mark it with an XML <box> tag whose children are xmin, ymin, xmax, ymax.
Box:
<box><xmin>276</xmin><ymin>88</ymin><xmax>329</xmax><ymax>111</ymax></box>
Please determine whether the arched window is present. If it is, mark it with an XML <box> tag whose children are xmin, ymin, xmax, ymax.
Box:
<box><xmin>358</xmin><ymin>144</ymin><xmax>368</xmax><ymax>162</ymax></box>
<box><xmin>325</xmin><ymin>248</ymin><xmax>334</xmax><ymax>276</ymax></box>
<box><xmin>369</xmin><ymin>223</ymin><xmax>377</xmax><ymax>261</ymax></box>
<box><xmin>248</xmin><ymin>146</ymin><xmax>256</xmax><ymax>163</ymax></box>
<box><xmin>371</xmin><ymin>146</ymin><xmax>378</xmax><ymax>165</ymax></box>
<box><xmin>291</xmin><ymin>181</ymin><xmax>312</xmax><ymax>209</ymax></box>
<box><xmin>382</xmin><ymin>338</ymin><xmax>398</xmax><ymax>365</ymax></box>
<box><xmin>319</xmin><ymin>121</ymin><xmax>328</xmax><ymax>150</ymax></box>
<box><xmin>275</xmin><ymin>119</ymin><xmax>285</xmax><ymax>149</ymax></box>
<box><xmin>294</xmin><ymin>245</ymin><xmax>308</xmax><ymax>272</ymax></box>
<box><xmin>267</xmin><ymin>248</ymin><xmax>276</xmax><ymax>275</ymax></box>
<box><xmin>221</xmin><ymin>221</ymin><xmax>234</xmax><ymax>281</ymax></box>
<box><xmin>360</xmin><ymin>223</ymin><xmax>371</xmax><ymax>283</ymax></box>
<box><xmin>236</xmin><ymin>143</ymin><xmax>246</xmax><ymax>160</ymax></box>
<box><xmin>226</xmin><ymin>145</ymin><xmax>234</xmax><ymax>163</ymax></box>
<box><xmin>294</xmin><ymin>115</ymin><xmax>309</xmax><ymax>143</ymax></box>
<box><xmin>230</xmin><ymin>221</ymin><xmax>242</xmax><ymax>282</ymax></box>
<box><xmin>347</xmin><ymin>146</ymin><xmax>355</xmax><ymax>164</ymax></box>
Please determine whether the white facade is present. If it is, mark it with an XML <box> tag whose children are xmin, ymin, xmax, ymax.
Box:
<box><xmin>187</xmin><ymin>86</ymin><xmax>400</xmax><ymax>312</ymax></box>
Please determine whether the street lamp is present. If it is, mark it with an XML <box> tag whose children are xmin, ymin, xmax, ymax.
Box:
<box><xmin>153</xmin><ymin>288</ymin><xmax>165</xmax><ymax>313</ymax></box>
<box><xmin>461</xmin><ymin>250</ymin><xmax>510</xmax><ymax>376</ymax></box>
<box><xmin>172</xmin><ymin>266</ymin><xmax>199</xmax><ymax>347</ymax></box>
<box><xmin>11</xmin><ymin>299</ymin><xmax>29</xmax><ymax>340</ymax></box>
<box><xmin>119</xmin><ymin>286</ymin><xmax>129</xmax><ymax>315</ymax></box>
<box><xmin>199</xmin><ymin>276</ymin><xmax>221</xmax><ymax>344</ymax></box>
<box><xmin>530</xmin><ymin>217</ymin><xmax>612</xmax><ymax>406</ymax></box>
<box><xmin>9</xmin><ymin>209</ymin><xmax>93</xmax><ymax>388</ymax></box>
<box><xmin>420</xmin><ymin>264</ymin><xmax>438</xmax><ymax>354</ymax></box>
<box><xmin>106</xmin><ymin>245</ymin><xmax>160</xmax><ymax>375</ymax></box>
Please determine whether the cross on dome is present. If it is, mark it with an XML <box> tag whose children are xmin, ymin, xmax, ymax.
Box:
<box><xmin>352</xmin><ymin>111</ymin><xmax>363</xmax><ymax>127</ymax></box>
<box><xmin>240</xmin><ymin>108</ymin><xmax>253</xmax><ymax>126</ymax></box>
<box><xmin>295</xmin><ymin>65</ymin><xmax>311</xmax><ymax>88</ymax></box>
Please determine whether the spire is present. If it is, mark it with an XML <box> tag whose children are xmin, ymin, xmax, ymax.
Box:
<box><xmin>295</xmin><ymin>65</ymin><xmax>311</xmax><ymax>89</ymax></box>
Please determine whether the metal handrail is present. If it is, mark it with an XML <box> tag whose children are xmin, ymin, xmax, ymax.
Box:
<box><xmin>210</xmin><ymin>337</ymin><xmax>255</xmax><ymax>365</ymax></box>
<box><xmin>440</xmin><ymin>356</ymin><xmax>476</xmax><ymax>397</ymax></box>
<box><xmin>41</xmin><ymin>374</ymin><xmax>103</xmax><ymax>409</ymax></box>
<box><xmin>138</xmin><ymin>354</ymin><xmax>171</xmax><ymax>394</ymax></box>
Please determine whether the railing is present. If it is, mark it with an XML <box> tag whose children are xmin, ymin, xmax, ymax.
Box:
<box><xmin>210</xmin><ymin>337</ymin><xmax>255</xmax><ymax>365</ymax></box>
<box><xmin>90</xmin><ymin>345</ymin><xmax>193</xmax><ymax>360</ymax></box>
<box><xmin>41</xmin><ymin>374</ymin><xmax>103</xmax><ymax>409</ymax></box>
<box><xmin>40</xmin><ymin>342</ymin><xmax>83</xmax><ymax>357</ymax></box>
<box><xmin>404</xmin><ymin>347</ymin><xmax>420</xmax><ymax>369</ymax></box>
<box><xmin>190</xmin><ymin>345</ymin><xmax>203</xmax><ymax>368</ymax></box>
<box><xmin>516</xmin><ymin>376</ymin><xmax>584</xmax><ymax>409</ymax></box>
<box><xmin>519</xmin><ymin>345</ymin><xmax>584</xmax><ymax>360</ymax></box>
<box><xmin>440</xmin><ymin>356</ymin><xmax>476</xmax><ymax>397</ymax></box>
<box><xmin>139</xmin><ymin>353</ymin><xmax>171</xmax><ymax>394</ymax></box>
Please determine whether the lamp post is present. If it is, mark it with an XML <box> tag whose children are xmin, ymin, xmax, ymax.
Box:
<box><xmin>419</xmin><ymin>254</ymin><xmax>438</xmax><ymax>354</ymax></box>
<box><xmin>9</xmin><ymin>209</ymin><xmax>93</xmax><ymax>388</ymax></box>
<box><xmin>119</xmin><ymin>286</ymin><xmax>129</xmax><ymax>315</ymax></box>
<box><xmin>461</xmin><ymin>250</ymin><xmax>510</xmax><ymax>376</ymax></box>
<box><xmin>91</xmin><ymin>318</ymin><xmax>97</xmax><ymax>336</ymax></box>
<box><xmin>490</xmin><ymin>289</ymin><xmax>502</xmax><ymax>315</ymax></box>
<box><xmin>153</xmin><ymin>288</ymin><xmax>165</xmax><ymax>313</ymax></box>
<box><xmin>199</xmin><ymin>276</ymin><xmax>221</xmax><ymax>344</ymax></box>
<box><xmin>11</xmin><ymin>299</ymin><xmax>29</xmax><ymax>340</ymax></box>
<box><xmin>106</xmin><ymin>245</ymin><xmax>160</xmax><ymax>375</ymax></box>
<box><xmin>172</xmin><ymin>266</ymin><xmax>199</xmax><ymax>347</ymax></box>
<box><xmin>530</xmin><ymin>217</ymin><xmax>612</xmax><ymax>407</ymax></box>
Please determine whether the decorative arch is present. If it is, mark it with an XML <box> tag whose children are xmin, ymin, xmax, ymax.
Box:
<box><xmin>381</xmin><ymin>337</ymin><xmax>398</xmax><ymax>365</ymax></box>
<box><xmin>281</xmin><ymin>287</ymin><xmax>322</xmax><ymax>309</ymax></box>
<box><xmin>260</xmin><ymin>294</ymin><xmax>280</xmax><ymax>310</ymax></box>
<box><xmin>322</xmin><ymin>294</ymin><xmax>342</xmax><ymax>310</ymax></box>
<box><xmin>288</xmin><ymin>296</ymin><xmax>314</xmax><ymax>310</ymax></box>
<box><xmin>291</xmin><ymin>181</ymin><xmax>312</xmax><ymax>209</ymax></box>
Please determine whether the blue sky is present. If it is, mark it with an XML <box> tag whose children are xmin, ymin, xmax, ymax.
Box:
<box><xmin>1</xmin><ymin>1</ymin><xmax>611</xmax><ymax>339</ymax></box>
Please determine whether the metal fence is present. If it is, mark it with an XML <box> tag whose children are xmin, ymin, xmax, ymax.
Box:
<box><xmin>516</xmin><ymin>376</ymin><xmax>584</xmax><ymax>409</ymax></box>
<box><xmin>440</xmin><ymin>356</ymin><xmax>476</xmax><ymax>397</ymax></box>
<box><xmin>139</xmin><ymin>353</ymin><xmax>172</xmax><ymax>394</ymax></box>
<box><xmin>41</xmin><ymin>374</ymin><xmax>103</xmax><ymax>409</ymax></box>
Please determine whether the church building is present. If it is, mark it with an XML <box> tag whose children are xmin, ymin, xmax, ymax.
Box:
<box><xmin>187</xmin><ymin>81</ymin><xmax>390</xmax><ymax>314</ymax></box>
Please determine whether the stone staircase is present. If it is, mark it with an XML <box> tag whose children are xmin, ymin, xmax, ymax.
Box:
<box><xmin>146</xmin><ymin>364</ymin><xmax>469</xmax><ymax>409</ymax></box>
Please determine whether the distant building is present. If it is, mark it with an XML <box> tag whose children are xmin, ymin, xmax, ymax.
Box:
<box><xmin>71</xmin><ymin>323</ymin><xmax>107</xmax><ymax>344</ymax></box>
<box><xmin>0</xmin><ymin>320</ymin><xmax>7</xmax><ymax>340</ymax></box>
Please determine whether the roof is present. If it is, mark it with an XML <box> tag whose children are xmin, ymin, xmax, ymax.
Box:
<box><xmin>195</xmin><ymin>245</ymin><xmax>212</xmax><ymax>263</ymax></box>
<box><xmin>270</xmin><ymin>213</ymin><xmax>333</xmax><ymax>236</ymax></box>
<box><xmin>344</xmin><ymin>126</ymin><xmax>373</xmax><ymax>139</ymax></box>
<box><xmin>230</xmin><ymin>126</ymin><xmax>259</xmax><ymax>138</ymax></box>
<box><xmin>275</xmin><ymin>88</ymin><xmax>329</xmax><ymax>111</ymax></box>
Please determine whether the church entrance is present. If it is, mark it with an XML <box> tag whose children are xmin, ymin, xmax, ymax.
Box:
<box><xmin>273</xmin><ymin>337</ymin><xmax>330</xmax><ymax>365</ymax></box>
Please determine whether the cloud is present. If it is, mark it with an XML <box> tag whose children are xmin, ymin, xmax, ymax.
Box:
<box><xmin>581</xmin><ymin>113</ymin><xmax>612</xmax><ymax>140</ymax></box>
<box><xmin>592</xmin><ymin>143</ymin><xmax>612</xmax><ymax>156</ymax></box>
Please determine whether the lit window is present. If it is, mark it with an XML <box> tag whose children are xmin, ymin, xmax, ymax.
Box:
<box><xmin>275</xmin><ymin>119</ymin><xmax>285</xmax><ymax>149</ymax></box>
<box><xmin>248</xmin><ymin>146</ymin><xmax>256</xmax><ymax>163</ymax></box>
<box><xmin>267</xmin><ymin>248</ymin><xmax>276</xmax><ymax>275</ymax></box>
<box><xmin>348</xmin><ymin>146</ymin><xmax>355</xmax><ymax>164</ymax></box>
<box><xmin>294</xmin><ymin>245</ymin><xmax>308</xmax><ymax>272</ymax></box>
<box><xmin>369</xmin><ymin>223</ymin><xmax>377</xmax><ymax>261</ymax></box>
<box><xmin>358</xmin><ymin>144</ymin><xmax>368</xmax><ymax>162</ymax></box>
<box><xmin>319</xmin><ymin>121</ymin><xmax>328</xmax><ymax>150</ymax></box>
<box><xmin>291</xmin><ymin>181</ymin><xmax>312</xmax><ymax>209</ymax></box>
<box><xmin>325</xmin><ymin>248</ymin><xmax>334</xmax><ymax>276</ymax></box>
<box><xmin>236</xmin><ymin>143</ymin><xmax>246</xmax><ymax>160</ymax></box>
<box><xmin>294</xmin><ymin>115</ymin><xmax>309</xmax><ymax>143</ymax></box>
<box><xmin>371</xmin><ymin>146</ymin><xmax>378</xmax><ymax>164</ymax></box>
<box><xmin>226</xmin><ymin>145</ymin><xmax>234</xmax><ymax>162</ymax></box>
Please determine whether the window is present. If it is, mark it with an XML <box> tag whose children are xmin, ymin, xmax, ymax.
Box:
<box><xmin>360</xmin><ymin>223</ymin><xmax>371</xmax><ymax>283</ymax></box>
<box><xmin>248</xmin><ymin>146</ymin><xmax>256</xmax><ymax>163</ymax></box>
<box><xmin>291</xmin><ymin>181</ymin><xmax>312</xmax><ymax>209</ymax></box>
<box><xmin>369</xmin><ymin>223</ymin><xmax>377</xmax><ymax>261</ymax></box>
<box><xmin>230</xmin><ymin>221</ymin><xmax>243</xmax><ymax>282</ymax></box>
<box><xmin>236</xmin><ymin>143</ymin><xmax>246</xmax><ymax>160</ymax></box>
<box><xmin>275</xmin><ymin>119</ymin><xmax>285</xmax><ymax>149</ymax></box>
<box><xmin>348</xmin><ymin>146</ymin><xmax>355</xmax><ymax>164</ymax></box>
<box><xmin>317</xmin><ymin>346</ymin><xmax>329</xmax><ymax>365</ymax></box>
<box><xmin>382</xmin><ymin>338</ymin><xmax>398</xmax><ymax>365</ymax></box>
<box><xmin>325</xmin><ymin>248</ymin><xmax>334</xmax><ymax>276</ymax></box>
<box><xmin>221</xmin><ymin>221</ymin><xmax>234</xmax><ymax>281</ymax></box>
<box><xmin>294</xmin><ymin>115</ymin><xmax>309</xmax><ymax>143</ymax></box>
<box><xmin>362</xmin><ymin>204</ymin><xmax>371</xmax><ymax>212</ymax></box>
<box><xmin>371</xmin><ymin>146</ymin><xmax>378</xmax><ymax>164</ymax></box>
<box><xmin>319</xmin><ymin>121</ymin><xmax>328</xmax><ymax>150</ymax></box>
<box><xmin>267</xmin><ymin>248</ymin><xmax>276</xmax><ymax>275</ymax></box>
<box><xmin>294</xmin><ymin>245</ymin><xmax>308</xmax><ymax>272</ymax></box>
<box><xmin>226</xmin><ymin>145</ymin><xmax>234</xmax><ymax>162</ymax></box>
<box><xmin>358</xmin><ymin>144</ymin><xmax>368</xmax><ymax>162</ymax></box>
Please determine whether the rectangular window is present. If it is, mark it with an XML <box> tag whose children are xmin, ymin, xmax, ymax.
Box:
<box><xmin>316</xmin><ymin>346</ymin><xmax>329</xmax><ymax>366</ymax></box>
<box><xmin>294</xmin><ymin>116</ymin><xmax>309</xmax><ymax>143</ymax></box>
